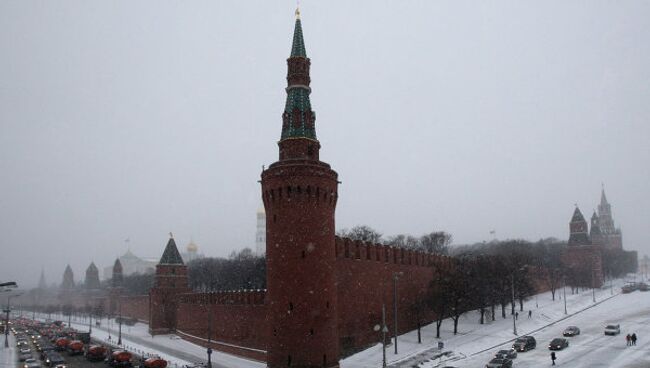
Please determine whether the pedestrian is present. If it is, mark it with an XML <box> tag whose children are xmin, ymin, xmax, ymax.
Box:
<box><xmin>632</xmin><ymin>333</ymin><xmax>637</xmax><ymax>346</ymax></box>
<box><xmin>528</xmin><ymin>310</ymin><xmax>532</xmax><ymax>319</ymax></box>
<box><xmin>626</xmin><ymin>334</ymin><xmax>631</xmax><ymax>346</ymax></box>
<box><xmin>515</xmin><ymin>312</ymin><xmax>519</xmax><ymax>320</ymax></box>
<box><xmin>551</xmin><ymin>351</ymin><xmax>556</xmax><ymax>365</ymax></box>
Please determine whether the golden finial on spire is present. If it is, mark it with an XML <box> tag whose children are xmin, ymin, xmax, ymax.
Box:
<box><xmin>295</xmin><ymin>3</ymin><xmax>301</xmax><ymax>20</ymax></box>
<box><xmin>169</xmin><ymin>232</ymin><xmax>174</xmax><ymax>239</ymax></box>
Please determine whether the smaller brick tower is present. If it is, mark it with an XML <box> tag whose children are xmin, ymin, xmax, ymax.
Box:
<box><xmin>563</xmin><ymin>206</ymin><xmax>604</xmax><ymax>288</ymax></box>
<box><xmin>108</xmin><ymin>258</ymin><xmax>124</xmax><ymax>316</ymax></box>
<box><xmin>261</xmin><ymin>8</ymin><xmax>340</xmax><ymax>368</ymax></box>
<box><xmin>85</xmin><ymin>262</ymin><xmax>101</xmax><ymax>290</ymax></box>
<box><xmin>61</xmin><ymin>264</ymin><xmax>75</xmax><ymax>289</ymax></box>
<box><xmin>590</xmin><ymin>211</ymin><xmax>603</xmax><ymax>246</ymax></box>
<box><xmin>149</xmin><ymin>234</ymin><xmax>190</xmax><ymax>335</ymax></box>
<box><xmin>568</xmin><ymin>207</ymin><xmax>590</xmax><ymax>246</ymax></box>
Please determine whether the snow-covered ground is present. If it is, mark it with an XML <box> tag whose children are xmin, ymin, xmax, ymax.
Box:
<box><xmin>33</xmin><ymin>313</ymin><xmax>264</xmax><ymax>368</ymax></box>
<box><xmin>26</xmin><ymin>277</ymin><xmax>648</xmax><ymax>368</ymax></box>
<box><xmin>342</xmin><ymin>277</ymin><xmax>649</xmax><ymax>368</ymax></box>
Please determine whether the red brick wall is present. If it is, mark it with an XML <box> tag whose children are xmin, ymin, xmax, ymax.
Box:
<box><xmin>175</xmin><ymin>291</ymin><xmax>267</xmax><ymax>361</ymax></box>
<box><xmin>119</xmin><ymin>295</ymin><xmax>150</xmax><ymax>322</ymax></box>
<box><xmin>334</xmin><ymin>237</ymin><xmax>451</xmax><ymax>355</ymax></box>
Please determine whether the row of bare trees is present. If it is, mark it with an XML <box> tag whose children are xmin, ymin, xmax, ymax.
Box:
<box><xmin>425</xmin><ymin>238</ymin><xmax>637</xmax><ymax>337</ymax></box>
<box><xmin>337</xmin><ymin>225</ymin><xmax>452</xmax><ymax>255</ymax></box>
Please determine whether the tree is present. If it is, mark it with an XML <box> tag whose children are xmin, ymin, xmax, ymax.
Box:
<box><xmin>420</xmin><ymin>232</ymin><xmax>452</xmax><ymax>255</ymax></box>
<box><xmin>337</xmin><ymin>225</ymin><xmax>383</xmax><ymax>243</ymax></box>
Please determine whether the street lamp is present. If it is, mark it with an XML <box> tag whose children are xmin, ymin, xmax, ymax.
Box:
<box><xmin>206</xmin><ymin>304</ymin><xmax>213</xmax><ymax>368</ymax></box>
<box><xmin>393</xmin><ymin>272</ymin><xmax>403</xmax><ymax>354</ymax></box>
<box><xmin>511</xmin><ymin>273</ymin><xmax>517</xmax><ymax>336</ymax></box>
<box><xmin>3</xmin><ymin>287</ymin><xmax>22</xmax><ymax>348</ymax></box>
<box><xmin>117</xmin><ymin>299</ymin><xmax>122</xmax><ymax>346</ymax></box>
<box><xmin>563</xmin><ymin>275</ymin><xmax>567</xmax><ymax>315</ymax></box>
<box><xmin>511</xmin><ymin>266</ymin><xmax>527</xmax><ymax>336</ymax></box>
<box><xmin>373</xmin><ymin>304</ymin><xmax>389</xmax><ymax>368</ymax></box>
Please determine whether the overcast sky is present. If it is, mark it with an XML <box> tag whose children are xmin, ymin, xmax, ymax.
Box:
<box><xmin>1</xmin><ymin>1</ymin><xmax>649</xmax><ymax>287</ymax></box>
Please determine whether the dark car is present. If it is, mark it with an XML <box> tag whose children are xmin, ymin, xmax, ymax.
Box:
<box><xmin>485</xmin><ymin>358</ymin><xmax>513</xmax><ymax>368</ymax></box>
<box><xmin>548</xmin><ymin>338</ymin><xmax>569</xmax><ymax>350</ymax></box>
<box><xmin>512</xmin><ymin>336</ymin><xmax>536</xmax><ymax>352</ymax></box>
<box><xmin>639</xmin><ymin>283</ymin><xmax>649</xmax><ymax>291</ymax></box>
<box><xmin>494</xmin><ymin>349</ymin><xmax>517</xmax><ymax>359</ymax></box>
<box><xmin>44</xmin><ymin>352</ymin><xmax>66</xmax><ymax>367</ymax></box>
<box><xmin>563</xmin><ymin>326</ymin><xmax>581</xmax><ymax>336</ymax></box>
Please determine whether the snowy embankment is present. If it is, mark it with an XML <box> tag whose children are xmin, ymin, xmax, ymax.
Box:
<box><xmin>34</xmin><ymin>312</ymin><xmax>264</xmax><ymax>368</ymax></box>
<box><xmin>342</xmin><ymin>278</ymin><xmax>649</xmax><ymax>368</ymax></box>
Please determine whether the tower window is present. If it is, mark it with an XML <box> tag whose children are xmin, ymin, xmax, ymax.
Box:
<box><xmin>301</xmin><ymin>251</ymin><xmax>306</xmax><ymax>259</ymax></box>
<box><xmin>310</xmin><ymin>328</ymin><xmax>314</xmax><ymax>336</ymax></box>
<box><xmin>287</xmin><ymin>355</ymin><xmax>291</xmax><ymax>366</ymax></box>
<box><xmin>289</xmin><ymin>302</ymin><xmax>293</xmax><ymax>311</ymax></box>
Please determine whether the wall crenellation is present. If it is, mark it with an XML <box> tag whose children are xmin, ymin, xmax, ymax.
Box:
<box><xmin>334</xmin><ymin>236</ymin><xmax>451</xmax><ymax>269</ymax></box>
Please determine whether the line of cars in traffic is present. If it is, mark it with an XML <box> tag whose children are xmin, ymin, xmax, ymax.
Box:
<box><xmin>11</xmin><ymin>318</ymin><xmax>169</xmax><ymax>368</ymax></box>
<box><xmin>483</xmin><ymin>325</ymin><xmax>583</xmax><ymax>368</ymax></box>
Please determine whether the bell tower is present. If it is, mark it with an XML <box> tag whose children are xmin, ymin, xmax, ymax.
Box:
<box><xmin>261</xmin><ymin>8</ymin><xmax>340</xmax><ymax>368</ymax></box>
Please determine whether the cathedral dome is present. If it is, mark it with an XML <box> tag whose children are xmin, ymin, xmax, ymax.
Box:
<box><xmin>186</xmin><ymin>241</ymin><xmax>198</xmax><ymax>253</ymax></box>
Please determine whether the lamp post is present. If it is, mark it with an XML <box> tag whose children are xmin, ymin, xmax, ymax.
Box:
<box><xmin>3</xmin><ymin>289</ymin><xmax>22</xmax><ymax>348</ymax></box>
<box><xmin>591</xmin><ymin>267</ymin><xmax>596</xmax><ymax>303</ymax></box>
<box><xmin>374</xmin><ymin>304</ymin><xmax>388</xmax><ymax>368</ymax></box>
<box><xmin>206</xmin><ymin>304</ymin><xmax>213</xmax><ymax>368</ymax></box>
<box><xmin>117</xmin><ymin>300</ymin><xmax>122</xmax><ymax>346</ymax></box>
<box><xmin>563</xmin><ymin>275</ymin><xmax>567</xmax><ymax>315</ymax></box>
<box><xmin>511</xmin><ymin>274</ymin><xmax>517</xmax><ymax>336</ymax></box>
<box><xmin>393</xmin><ymin>272</ymin><xmax>403</xmax><ymax>355</ymax></box>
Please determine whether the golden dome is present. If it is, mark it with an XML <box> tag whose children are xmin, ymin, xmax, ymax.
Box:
<box><xmin>186</xmin><ymin>241</ymin><xmax>198</xmax><ymax>253</ymax></box>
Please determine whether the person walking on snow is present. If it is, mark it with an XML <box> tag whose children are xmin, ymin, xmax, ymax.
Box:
<box><xmin>626</xmin><ymin>334</ymin><xmax>631</xmax><ymax>346</ymax></box>
<box><xmin>528</xmin><ymin>310</ymin><xmax>532</xmax><ymax>318</ymax></box>
<box><xmin>515</xmin><ymin>312</ymin><xmax>519</xmax><ymax>320</ymax></box>
<box><xmin>551</xmin><ymin>351</ymin><xmax>556</xmax><ymax>365</ymax></box>
<box><xmin>632</xmin><ymin>333</ymin><xmax>637</xmax><ymax>346</ymax></box>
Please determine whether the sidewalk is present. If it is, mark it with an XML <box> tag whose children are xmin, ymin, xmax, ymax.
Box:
<box><xmin>1</xmin><ymin>332</ymin><xmax>16</xmax><ymax>368</ymax></box>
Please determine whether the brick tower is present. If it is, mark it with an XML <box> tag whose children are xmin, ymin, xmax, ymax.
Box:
<box><xmin>149</xmin><ymin>235</ymin><xmax>190</xmax><ymax>335</ymax></box>
<box><xmin>261</xmin><ymin>9</ymin><xmax>340</xmax><ymax>368</ymax></box>
<box><xmin>108</xmin><ymin>258</ymin><xmax>124</xmax><ymax>316</ymax></box>
<box><xmin>568</xmin><ymin>206</ymin><xmax>590</xmax><ymax>246</ymax></box>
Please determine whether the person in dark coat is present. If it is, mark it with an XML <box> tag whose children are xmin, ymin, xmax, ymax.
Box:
<box><xmin>551</xmin><ymin>351</ymin><xmax>556</xmax><ymax>365</ymax></box>
<box><xmin>528</xmin><ymin>310</ymin><xmax>532</xmax><ymax>318</ymax></box>
<box><xmin>632</xmin><ymin>333</ymin><xmax>637</xmax><ymax>346</ymax></box>
<box><xmin>626</xmin><ymin>334</ymin><xmax>631</xmax><ymax>346</ymax></box>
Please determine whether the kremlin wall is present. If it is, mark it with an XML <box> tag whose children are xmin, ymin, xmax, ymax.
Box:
<box><xmin>26</xmin><ymin>11</ymin><xmax>637</xmax><ymax>368</ymax></box>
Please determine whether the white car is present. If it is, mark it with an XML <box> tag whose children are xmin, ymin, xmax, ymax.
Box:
<box><xmin>604</xmin><ymin>324</ymin><xmax>620</xmax><ymax>335</ymax></box>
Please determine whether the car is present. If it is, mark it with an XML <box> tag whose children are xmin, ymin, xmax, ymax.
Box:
<box><xmin>485</xmin><ymin>358</ymin><xmax>513</xmax><ymax>368</ymax></box>
<box><xmin>548</xmin><ymin>337</ymin><xmax>569</xmax><ymax>350</ymax></box>
<box><xmin>563</xmin><ymin>326</ymin><xmax>581</xmax><ymax>336</ymax></box>
<box><xmin>494</xmin><ymin>349</ymin><xmax>517</xmax><ymax>359</ymax></box>
<box><xmin>639</xmin><ymin>283</ymin><xmax>649</xmax><ymax>292</ymax></box>
<box><xmin>605</xmin><ymin>324</ymin><xmax>621</xmax><ymax>335</ymax></box>
<box><xmin>512</xmin><ymin>336</ymin><xmax>536</xmax><ymax>352</ymax></box>
<box><xmin>23</xmin><ymin>362</ymin><xmax>41</xmax><ymax>368</ymax></box>
<box><xmin>44</xmin><ymin>352</ymin><xmax>66</xmax><ymax>367</ymax></box>
<box><xmin>18</xmin><ymin>353</ymin><xmax>32</xmax><ymax>362</ymax></box>
<box><xmin>20</xmin><ymin>348</ymin><xmax>31</xmax><ymax>354</ymax></box>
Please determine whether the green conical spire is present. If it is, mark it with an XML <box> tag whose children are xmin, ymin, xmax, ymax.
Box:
<box><xmin>291</xmin><ymin>9</ymin><xmax>306</xmax><ymax>57</ymax></box>
<box><xmin>281</xmin><ymin>8</ymin><xmax>317</xmax><ymax>141</ymax></box>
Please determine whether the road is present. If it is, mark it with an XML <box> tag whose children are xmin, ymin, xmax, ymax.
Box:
<box><xmin>455</xmin><ymin>290</ymin><xmax>650</xmax><ymax>368</ymax></box>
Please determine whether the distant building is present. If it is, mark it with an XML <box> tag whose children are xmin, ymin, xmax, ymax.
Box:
<box><xmin>180</xmin><ymin>239</ymin><xmax>204</xmax><ymax>263</ymax></box>
<box><xmin>255</xmin><ymin>206</ymin><xmax>266</xmax><ymax>256</ymax></box>
<box><xmin>61</xmin><ymin>264</ymin><xmax>75</xmax><ymax>289</ymax></box>
<box><xmin>102</xmin><ymin>250</ymin><xmax>157</xmax><ymax>279</ymax></box>
<box><xmin>84</xmin><ymin>262</ymin><xmax>101</xmax><ymax>289</ymax></box>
